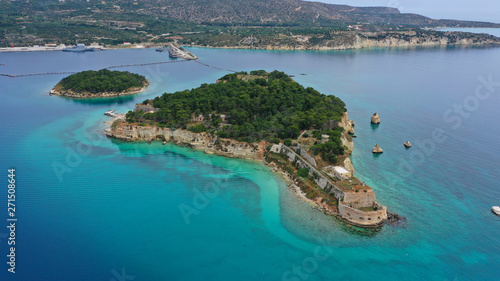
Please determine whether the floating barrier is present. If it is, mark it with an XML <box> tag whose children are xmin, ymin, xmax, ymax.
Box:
<box><xmin>193</xmin><ymin>60</ymin><xmax>238</xmax><ymax>73</ymax></box>
<box><xmin>0</xmin><ymin>58</ymin><xmax>237</xmax><ymax>78</ymax></box>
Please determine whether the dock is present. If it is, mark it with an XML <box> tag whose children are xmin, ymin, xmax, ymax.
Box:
<box><xmin>168</xmin><ymin>43</ymin><xmax>198</xmax><ymax>60</ymax></box>
<box><xmin>104</xmin><ymin>110</ymin><xmax>117</xmax><ymax>117</ymax></box>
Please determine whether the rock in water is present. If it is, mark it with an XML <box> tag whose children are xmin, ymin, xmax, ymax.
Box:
<box><xmin>385</xmin><ymin>212</ymin><xmax>407</xmax><ymax>227</ymax></box>
<box><xmin>404</xmin><ymin>141</ymin><xmax>412</xmax><ymax>148</ymax></box>
<box><xmin>372</xmin><ymin>144</ymin><xmax>383</xmax><ymax>154</ymax></box>
<box><xmin>371</xmin><ymin>113</ymin><xmax>381</xmax><ymax>124</ymax></box>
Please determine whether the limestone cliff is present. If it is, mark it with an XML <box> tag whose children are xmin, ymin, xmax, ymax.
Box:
<box><xmin>338</xmin><ymin>112</ymin><xmax>355</xmax><ymax>173</ymax></box>
<box><xmin>338</xmin><ymin>112</ymin><xmax>354</xmax><ymax>154</ymax></box>
<box><xmin>207</xmin><ymin>31</ymin><xmax>500</xmax><ymax>51</ymax></box>
<box><xmin>105</xmin><ymin>122</ymin><xmax>264</xmax><ymax>159</ymax></box>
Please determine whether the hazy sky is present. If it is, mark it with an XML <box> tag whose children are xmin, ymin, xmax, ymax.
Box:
<box><xmin>305</xmin><ymin>0</ymin><xmax>500</xmax><ymax>23</ymax></box>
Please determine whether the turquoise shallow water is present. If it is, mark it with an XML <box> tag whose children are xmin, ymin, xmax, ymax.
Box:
<box><xmin>0</xmin><ymin>45</ymin><xmax>500</xmax><ymax>280</ymax></box>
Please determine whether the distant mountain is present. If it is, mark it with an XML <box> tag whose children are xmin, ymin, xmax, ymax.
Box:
<box><xmin>132</xmin><ymin>0</ymin><xmax>498</xmax><ymax>27</ymax></box>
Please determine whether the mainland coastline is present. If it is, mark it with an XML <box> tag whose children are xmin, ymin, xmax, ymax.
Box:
<box><xmin>4</xmin><ymin>30</ymin><xmax>500</xmax><ymax>54</ymax></box>
<box><xmin>188</xmin><ymin>30</ymin><xmax>500</xmax><ymax>51</ymax></box>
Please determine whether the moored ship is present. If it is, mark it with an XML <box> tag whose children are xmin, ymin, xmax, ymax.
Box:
<box><xmin>168</xmin><ymin>47</ymin><xmax>183</xmax><ymax>58</ymax></box>
<box><xmin>62</xmin><ymin>44</ymin><xmax>95</xmax><ymax>52</ymax></box>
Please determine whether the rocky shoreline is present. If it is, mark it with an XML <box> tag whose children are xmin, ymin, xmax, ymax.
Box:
<box><xmin>105</xmin><ymin>120</ymin><xmax>266</xmax><ymax>160</ymax></box>
<box><xmin>50</xmin><ymin>81</ymin><xmax>149</xmax><ymax>99</ymax></box>
<box><xmin>191</xmin><ymin>31</ymin><xmax>500</xmax><ymax>51</ymax></box>
<box><xmin>105</xmin><ymin>111</ymin><xmax>400</xmax><ymax>228</ymax></box>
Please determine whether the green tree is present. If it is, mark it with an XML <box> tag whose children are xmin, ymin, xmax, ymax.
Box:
<box><xmin>298</xmin><ymin>168</ymin><xmax>309</xmax><ymax>178</ymax></box>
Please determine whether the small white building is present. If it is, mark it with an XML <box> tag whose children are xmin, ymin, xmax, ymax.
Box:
<box><xmin>270</xmin><ymin>144</ymin><xmax>281</xmax><ymax>153</ymax></box>
<box><xmin>332</xmin><ymin>166</ymin><xmax>352</xmax><ymax>180</ymax></box>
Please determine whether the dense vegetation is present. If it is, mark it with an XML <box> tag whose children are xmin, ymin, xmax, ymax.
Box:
<box><xmin>58</xmin><ymin>69</ymin><xmax>147</xmax><ymax>94</ymax></box>
<box><xmin>126</xmin><ymin>71</ymin><xmax>346</xmax><ymax>147</ymax></box>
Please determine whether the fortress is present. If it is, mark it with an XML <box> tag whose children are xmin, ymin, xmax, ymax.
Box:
<box><xmin>271</xmin><ymin>142</ymin><xmax>387</xmax><ymax>227</ymax></box>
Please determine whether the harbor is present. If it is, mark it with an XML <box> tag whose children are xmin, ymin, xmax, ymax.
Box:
<box><xmin>0</xmin><ymin>43</ymin><xmax>105</xmax><ymax>52</ymax></box>
<box><xmin>166</xmin><ymin>43</ymin><xmax>198</xmax><ymax>60</ymax></box>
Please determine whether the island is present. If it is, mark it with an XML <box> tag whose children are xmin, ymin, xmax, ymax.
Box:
<box><xmin>105</xmin><ymin>70</ymin><xmax>390</xmax><ymax>227</ymax></box>
<box><xmin>50</xmin><ymin>69</ymin><xmax>149</xmax><ymax>98</ymax></box>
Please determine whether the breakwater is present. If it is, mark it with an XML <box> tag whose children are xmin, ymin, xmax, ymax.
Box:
<box><xmin>0</xmin><ymin>59</ymin><xmax>239</xmax><ymax>78</ymax></box>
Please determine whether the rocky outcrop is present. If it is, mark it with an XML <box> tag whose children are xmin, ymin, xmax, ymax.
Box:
<box><xmin>404</xmin><ymin>141</ymin><xmax>412</xmax><ymax>148</ymax></box>
<box><xmin>371</xmin><ymin>113</ymin><xmax>381</xmax><ymax>124</ymax></box>
<box><xmin>343</xmin><ymin>157</ymin><xmax>354</xmax><ymax>174</ymax></box>
<box><xmin>372</xmin><ymin>144</ymin><xmax>383</xmax><ymax>154</ymax></box>
<box><xmin>133</xmin><ymin>103</ymin><xmax>158</xmax><ymax>113</ymax></box>
<box><xmin>338</xmin><ymin>112</ymin><xmax>354</xmax><ymax>155</ymax></box>
<box><xmin>105</xmin><ymin>122</ymin><xmax>263</xmax><ymax>159</ymax></box>
<box><xmin>336</xmin><ymin>111</ymin><xmax>355</xmax><ymax>173</ymax></box>
<box><xmin>339</xmin><ymin>111</ymin><xmax>355</xmax><ymax>135</ymax></box>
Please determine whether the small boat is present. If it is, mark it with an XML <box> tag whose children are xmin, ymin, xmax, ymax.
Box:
<box><xmin>492</xmin><ymin>206</ymin><xmax>500</xmax><ymax>216</ymax></box>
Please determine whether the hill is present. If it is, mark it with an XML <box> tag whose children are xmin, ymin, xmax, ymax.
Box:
<box><xmin>1</xmin><ymin>0</ymin><xmax>498</xmax><ymax>47</ymax></box>
<box><xmin>132</xmin><ymin>0</ymin><xmax>497</xmax><ymax>28</ymax></box>
<box><xmin>126</xmin><ymin>70</ymin><xmax>347</xmax><ymax>162</ymax></box>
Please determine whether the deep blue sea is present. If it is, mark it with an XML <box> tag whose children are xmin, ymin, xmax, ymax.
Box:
<box><xmin>1</xmin><ymin>44</ymin><xmax>500</xmax><ymax>281</ymax></box>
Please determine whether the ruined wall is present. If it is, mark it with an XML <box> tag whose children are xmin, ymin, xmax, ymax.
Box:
<box><xmin>338</xmin><ymin>203</ymin><xmax>387</xmax><ymax>226</ymax></box>
<box><xmin>273</xmin><ymin>142</ymin><xmax>388</xmax><ymax>226</ymax></box>
<box><xmin>343</xmin><ymin>189</ymin><xmax>378</xmax><ymax>208</ymax></box>
<box><xmin>292</xmin><ymin>144</ymin><xmax>317</xmax><ymax>167</ymax></box>
<box><xmin>278</xmin><ymin>143</ymin><xmax>345</xmax><ymax>199</ymax></box>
